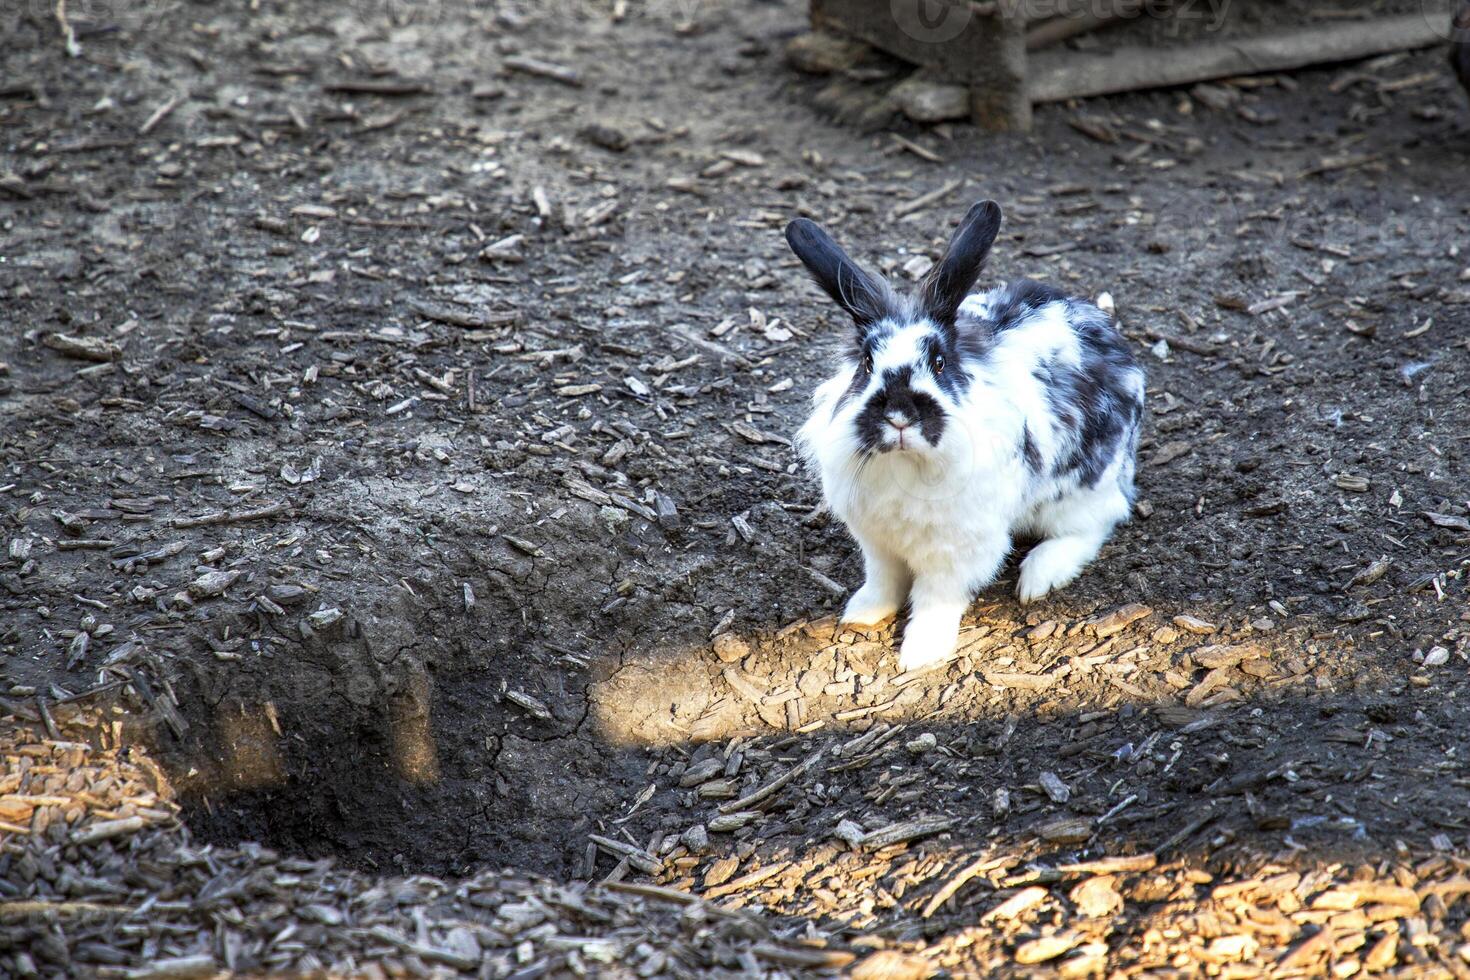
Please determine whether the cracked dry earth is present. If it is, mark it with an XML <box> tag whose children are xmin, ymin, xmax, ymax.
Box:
<box><xmin>3</xmin><ymin>0</ymin><xmax>1470</xmax><ymax>976</ymax></box>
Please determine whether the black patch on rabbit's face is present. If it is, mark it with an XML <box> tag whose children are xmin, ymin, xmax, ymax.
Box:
<box><xmin>832</xmin><ymin>326</ymin><xmax>891</xmax><ymax>415</ymax></box>
<box><xmin>836</xmin><ymin>319</ymin><xmax>970</xmax><ymax>417</ymax></box>
<box><xmin>920</xmin><ymin>331</ymin><xmax>971</xmax><ymax>401</ymax></box>
<box><xmin>855</xmin><ymin>365</ymin><xmax>946</xmax><ymax>453</ymax></box>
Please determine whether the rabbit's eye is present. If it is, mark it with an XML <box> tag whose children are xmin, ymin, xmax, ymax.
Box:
<box><xmin>932</xmin><ymin>354</ymin><xmax>946</xmax><ymax>375</ymax></box>
<box><xmin>862</xmin><ymin>353</ymin><xmax>874</xmax><ymax>375</ymax></box>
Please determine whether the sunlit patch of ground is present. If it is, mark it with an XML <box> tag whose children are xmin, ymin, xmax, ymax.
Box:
<box><xmin>574</xmin><ymin>597</ymin><xmax>1470</xmax><ymax>976</ymax></box>
<box><xmin>589</xmin><ymin>598</ymin><xmax>1312</xmax><ymax>749</ymax></box>
<box><xmin>638</xmin><ymin>803</ymin><xmax>1470</xmax><ymax>977</ymax></box>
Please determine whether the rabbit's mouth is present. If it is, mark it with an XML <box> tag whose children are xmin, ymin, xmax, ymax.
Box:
<box><xmin>877</xmin><ymin>417</ymin><xmax>933</xmax><ymax>454</ymax></box>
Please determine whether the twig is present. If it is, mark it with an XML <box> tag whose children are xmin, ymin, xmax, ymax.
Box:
<box><xmin>1138</xmin><ymin>328</ymin><xmax>1219</xmax><ymax>357</ymax></box>
<box><xmin>368</xmin><ymin>927</ymin><xmax>478</xmax><ymax>971</ymax></box>
<box><xmin>503</xmin><ymin>55</ymin><xmax>584</xmax><ymax>87</ymax></box>
<box><xmin>922</xmin><ymin>854</ymin><xmax>993</xmax><ymax>918</ymax></box>
<box><xmin>891</xmin><ymin>178</ymin><xmax>963</xmax><ymax>219</ymax></box>
<box><xmin>750</xmin><ymin>945</ymin><xmax>856</xmax><ymax>970</ymax></box>
<box><xmin>1096</xmin><ymin>793</ymin><xmax>1138</xmax><ymax>826</ymax></box>
<box><xmin>171</xmin><ymin>501</ymin><xmax>291</xmax><ymax>528</ymax></box>
<box><xmin>587</xmin><ymin>834</ymin><xmax>660</xmax><ymax>874</ymax></box>
<box><xmin>668</xmin><ymin>325</ymin><xmax>752</xmax><ymax>368</ymax></box>
<box><xmin>603</xmin><ymin>881</ymin><xmax>697</xmax><ymax>905</ymax></box>
<box><xmin>602</xmin><ymin>881</ymin><xmax>756</xmax><ymax>923</ymax></box>
<box><xmin>71</xmin><ymin>816</ymin><xmax>147</xmax><ymax>845</ymax></box>
<box><xmin>56</xmin><ymin>680</ymin><xmax>127</xmax><ymax>705</ymax></box>
<box><xmin>1156</xmin><ymin>806</ymin><xmax>1217</xmax><ymax>857</ymax></box>
<box><xmin>803</xmin><ymin>566</ymin><xmax>846</xmax><ymax>596</ymax></box>
<box><xmin>325</xmin><ymin>80</ymin><xmax>431</xmax><ymax>96</ymax></box>
<box><xmin>407</xmin><ymin>297</ymin><xmax>519</xmax><ymax>329</ymax></box>
<box><xmin>860</xmin><ymin>816</ymin><xmax>955</xmax><ymax>850</ymax></box>
<box><xmin>118</xmin><ymin>667</ymin><xmax>187</xmax><ymax>739</ymax></box>
<box><xmin>35</xmin><ymin>697</ymin><xmax>59</xmax><ymax>741</ymax></box>
<box><xmin>139</xmin><ymin>95</ymin><xmax>182</xmax><ymax>136</ymax></box>
<box><xmin>55</xmin><ymin>0</ymin><xmax>81</xmax><ymax>57</ymax></box>
<box><xmin>891</xmin><ymin>134</ymin><xmax>943</xmax><ymax>163</ymax></box>
<box><xmin>702</xmin><ymin>862</ymin><xmax>789</xmax><ymax>901</ymax></box>
<box><xmin>717</xmin><ymin>746</ymin><xmax>824</xmax><ymax>814</ymax></box>
<box><xmin>1056</xmin><ymin>853</ymin><xmax>1158</xmax><ymax>875</ymax></box>
<box><xmin>353</xmin><ymin>109</ymin><xmax>409</xmax><ymax>135</ymax></box>
<box><xmin>0</xmin><ymin>900</ymin><xmax>134</xmax><ymax>921</ymax></box>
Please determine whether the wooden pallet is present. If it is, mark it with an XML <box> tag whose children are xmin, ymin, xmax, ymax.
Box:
<box><xmin>810</xmin><ymin>0</ymin><xmax>1455</xmax><ymax>130</ymax></box>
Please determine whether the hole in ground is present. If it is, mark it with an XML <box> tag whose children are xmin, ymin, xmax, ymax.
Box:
<box><xmin>156</xmin><ymin>604</ymin><xmax>665</xmax><ymax>879</ymax></box>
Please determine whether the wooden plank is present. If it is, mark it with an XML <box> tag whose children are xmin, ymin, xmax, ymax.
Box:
<box><xmin>1026</xmin><ymin>0</ymin><xmax>1144</xmax><ymax>51</ymax></box>
<box><xmin>812</xmin><ymin>0</ymin><xmax>1030</xmax><ymax>129</ymax></box>
<box><xmin>1029</xmin><ymin>13</ymin><xmax>1451</xmax><ymax>103</ymax></box>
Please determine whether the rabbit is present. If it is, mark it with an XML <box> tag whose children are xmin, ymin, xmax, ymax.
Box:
<box><xmin>786</xmin><ymin>200</ymin><xmax>1145</xmax><ymax>672</ymax></box>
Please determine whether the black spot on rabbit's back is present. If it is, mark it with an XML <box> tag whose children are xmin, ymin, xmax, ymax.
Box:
<box><xmin>1020</xmin><ymin>425</ymin><xmax>1042</xmax><ymax>472</ymax></box>
<box><xmin>1023</xmin><ymin>298</ymin><xmax>1143</xmax><ymax>489</ymax></box>
<box><xmin>954</xmin><ymin>320</ymin><xmax>993</xmax><ymax>369</ymax></box>
<box><xmin>985</xmin><ymin>280</ymin><xmax>1070</xmax><ymax>332</ymax></box>
<box><xmin>952</xmin><ymin>280</ymin><xmax>1069</xmax><ymax>364</ymax></box>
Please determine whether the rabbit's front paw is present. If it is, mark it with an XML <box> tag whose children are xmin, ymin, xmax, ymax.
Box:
<box><xmin>841</xmin><ymin>585</ymin><xmax>902</xmax><ymax>627</ymax></box>
<box><xmin>897</xmin><ymin>614</ymin><xmax>959</xmax><ymax>672</ymax></box>
<box><xmin>1016</xmin><ymin>533</ymin><xmax>1106</xmax><ymax>604</ymax></box>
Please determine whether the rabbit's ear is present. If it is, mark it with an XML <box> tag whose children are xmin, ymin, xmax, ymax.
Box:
<box><xmin>920</xmin><ymin>200</ymin><xmax>1003</xmax><ymax>326</ymax></box>
<box><xmin>785</xmin><ymin>218</ymin><xmax>898</xmax><ymax>329</ymax></box>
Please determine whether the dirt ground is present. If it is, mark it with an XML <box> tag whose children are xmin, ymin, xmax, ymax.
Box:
<box><xmin>3</xmin><ymin>0</ymin><xmax>1470</xmax><ymax>976</ymax></box>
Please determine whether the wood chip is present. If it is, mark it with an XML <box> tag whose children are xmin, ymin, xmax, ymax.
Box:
<box><xmin>984</xmin><ymin>886</ymin><xmax>1050</xmax><ymax>922</ymax></box>
<box><xmin>860</xmin><ymin>816</ymin><xmax>955</xmax><ymax>850</ymax></box>
<box><xmin>1015</xmin><ymin>931</ymin><xmax>1080</xmax><ymax>964</ymax></box>
<box><xmin>43</xmin><ymin>333</ymin><xmax>121</xmax><ymax>362</ymax></box>
<box><xmin>127</xmin><ymin>955</ymin><xmax>217</xmax><ymax>980</ymax></box>
<box><xmin>1193</xmin><ymin>643</ymin><xmax>1269</xmax><ymax>669</ymax></box>
<box><xmin>71</xmin><ymin>816</ymin><xmax>147</xmax><ymax>845</ymax></box>
<box><xmin>922</xmin><ymin>855</ymin><xmax>993</xmax><ymax>918</ymax></box>
<box><xmin>503</xmin><ymin>55</ymin><xmax>583</xmax><ymax>86</ymax></box>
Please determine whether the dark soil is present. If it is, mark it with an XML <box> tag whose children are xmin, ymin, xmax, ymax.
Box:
<box><xmin>3</xmin><ymin>0</ymin><xmax>1470</xmax><ymax>972</ymax></box>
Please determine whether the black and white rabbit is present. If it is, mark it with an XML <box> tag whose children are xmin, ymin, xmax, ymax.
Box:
<box><xmin>786</xmin><ymin>200</ymin><xmax>1145</xmax><ymax>672</ymax></box>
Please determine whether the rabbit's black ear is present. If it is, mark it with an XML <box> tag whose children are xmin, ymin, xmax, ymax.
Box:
<box><xmin>785</xmin><ymin>218</ymin><xmax>897</xmax><ymax>329</ymax></box>
<box><xmin>920</xmin><ymin>200</ymin><xmax>1003</xmax><ymax>326</ymax></box>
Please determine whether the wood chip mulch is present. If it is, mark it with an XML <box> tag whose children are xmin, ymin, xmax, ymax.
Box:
<box><xmin>10</xmin><ymin>708</ymin><xmax>1470</xmax><ymax>978</ymax></box>
<box><xmin>0</xmin><ymin>717</ymin><xmax>857</xmax><ymax>978</ymax></box>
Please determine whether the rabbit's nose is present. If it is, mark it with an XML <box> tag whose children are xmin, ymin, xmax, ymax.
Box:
<box><xmin>885</xmin><ymin>389</ymin><xmax>917</xmax><ymax>415</ymax></box>
<box><xmin>885</xmin><ymin>411</ymin><xmax>912</xmax><ymax>430</ymax></box>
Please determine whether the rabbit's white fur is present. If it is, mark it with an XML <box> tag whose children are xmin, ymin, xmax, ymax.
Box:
<box><xmin>798</xmin><ymin>288</ymin><xmax>1143</xmax><ymax>672</ymax></box>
